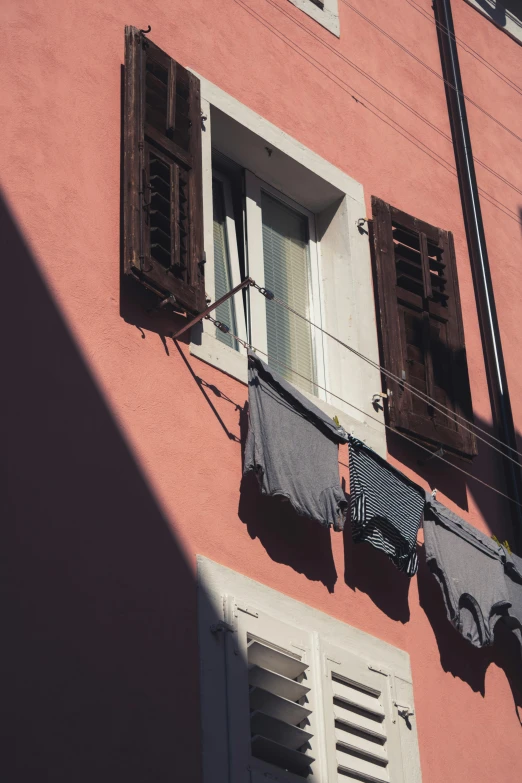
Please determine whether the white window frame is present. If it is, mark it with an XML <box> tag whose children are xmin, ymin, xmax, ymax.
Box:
<box><xmin>191</xmin><ymin>74</ymin><xmax>387</xmax><ymax>457</ymax></box>
<box><xmin>245</xmin><ymin>171</ymin><xmax>327</xmax><ymax>398</ymax></box>
<box><xmin>464</xmin><ymin>0</ymin><xmax>522</xmax><ymax>45</ymax></box>
<box><xmin>287</xmin><ymin>0</ymin><xmax>340</xmax><ymax>37</ymax></box>
<box><xmin>198</xmin><ymin>555</ymin><xmax>423</xmax><ymax>783</ymax></box>
<box><xmin>211</xmin><ymin>169</ymin><xmax>248</xmax><ymax>353</ymax></box>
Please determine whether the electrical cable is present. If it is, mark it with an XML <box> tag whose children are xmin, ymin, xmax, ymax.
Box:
<box><xmin>404</xmin><ymin>0</ymin><xmax>522</xmax><ymax>97</ymax></box>
<box><xmin>203</xmin><ymin>312</ymin><xmax>522</xmax><ymax>510</ymax></box>
<box><xmin>233</xmin><ymin>0</ymin><xmax>522</xmax><ymax>225</ymax></box>
<box><xmin>339</xmin><ymin>0</ymin><xmax>522</xmax><ymax>144</ymax></box>
<box><xmin>260</xmin><ymin>0</ymin><xmax>522</xmax><ymax>197</ymax></box>
<box><xmin>249</xmin><ymin>282</ymin><xmax>522</xmax><ymax>465</ymax></box>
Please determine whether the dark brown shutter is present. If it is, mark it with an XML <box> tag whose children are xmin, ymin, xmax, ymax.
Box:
<box><xmin>124</xmin><ymin>26</ymin><xmax>205</xmax><ymax>314</ymax></box>
<box><xmin>371</xmin><ymin>196</ymin><xmax>477</xmax><ymax>459</ymax></box>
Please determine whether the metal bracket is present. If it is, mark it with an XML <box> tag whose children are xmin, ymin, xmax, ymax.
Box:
<box><xmin>394</xmin><ymin>701</ymin><xmax>415</xmax><ymax>721</ymax></box>
<box><xmin>172</xmin><ymin>276</ymin><xmax>254</xmax><ymax>341</ymax></box>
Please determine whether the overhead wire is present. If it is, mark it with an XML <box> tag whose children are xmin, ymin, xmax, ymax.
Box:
<box><xmin>202</xmin><ymin>312</ymin><xmax>522</xmax><ymax>510</ymax></box>
<box><xmin>233</xmin><ymin>0</ymin><xmax>522</xmax><ymax>225</ymax></box>
<box><xmin>404</xmin><ymin>0</ymin><xmax>522</xmax><ymax>97</ymax></box>
<box><xmin>259</xmin><ymin>0</ymin><xmax>522</xmax><ymax>198</ymax></box>
<box><xmin>339</xmin><ymin>0</ymin><xmax>522</xmax><ymax>144</ymax></box>
<box><xmin>248</xmin><ymin>282</ymin><xmax>522</xmax><ymax>465</ymax></box>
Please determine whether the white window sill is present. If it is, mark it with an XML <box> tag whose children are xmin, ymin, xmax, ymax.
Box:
<box><xmin>190</xmin><ymin>327</ymin><xmax>387</xmax><ymax>457</ymax></box>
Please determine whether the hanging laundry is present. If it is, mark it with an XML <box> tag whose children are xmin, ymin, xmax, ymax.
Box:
<box><xmin>348</xmin><ymin>436</ymin><xmax>425</xmax><ymax>576</ymax></box>
<box><xmin>244</xmin><ymin>351</ymin><xmax>348</xmax><ymax>531</ymax></box>
<box><xmin>500</xmin><ymin>549</ymin><xmax>522</xmax><ymax>654</ymax></box>
<box><xmin>424</xmin><ymin>498</ymin><xmax>511</xmax><ymax>648</ymax></box>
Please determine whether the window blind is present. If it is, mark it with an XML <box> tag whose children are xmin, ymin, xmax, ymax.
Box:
<box><xmin>213</xmin><ymin>177</ymin><xmax>239</xmax><ymax>350</ymax></box>
<box><xmin>261</xmin><ymin>192</ymin><xmax>316</xmax><ymax>394</ymax></box>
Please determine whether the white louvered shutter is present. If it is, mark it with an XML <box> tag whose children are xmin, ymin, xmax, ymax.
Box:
<box><xmin>224</xmin><ymin>597</ymin><xmax>318</xmax><ymax>782</ymax></box>
<box><xmin>321</xmin><ymin>642</ymin><xmax>405</xmax><ymax>783</ymax></box>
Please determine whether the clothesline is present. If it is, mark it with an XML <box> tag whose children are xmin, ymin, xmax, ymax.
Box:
<box><xmin>249</xmin><ymin>281</ymin><xmax>522</xmax><ymax>466</ymax></box>
<box><xmin>244</xmin><ymin>347</ymin><xmax>522</xmax><ymax>656</ymax></box>
<box><xmin>204</xmin><ymin>313</ymin><xmax>522</xmax><ymax>512</ymax></box>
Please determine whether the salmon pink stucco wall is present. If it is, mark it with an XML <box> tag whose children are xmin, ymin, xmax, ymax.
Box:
<box><xmin>2</xmin><ymin>1</ymin><xmax>522</xmax><ymax>782</ymax></box>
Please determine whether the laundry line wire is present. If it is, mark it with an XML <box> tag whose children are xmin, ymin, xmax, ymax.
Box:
<box><xmin>203</xmin><ymin>312</ymin><xmax>522</xmax><ymax>511</ymax></box>
<box><xmin>404</xmin><ymin>0</ymin><xmax>522</xmax><ymax>97</ymax></box>
<box><xmin>258</xmin><ymin>0</ymin><xmax>522</xmax><ymax>198</ymax></box>
<box><xmin>248</xmin><ymin>282</ymin><xmax>522</xmax><ymax>466</ymax></box>
<box><xmin>339</xmin><ymin>0</ymin><xmax>522</xmax><ymax>144</ymax></box>
<box><xmin>233</xmin><ymin>0</ymin><xmax>521</xmax><ymax>226</ymax></box>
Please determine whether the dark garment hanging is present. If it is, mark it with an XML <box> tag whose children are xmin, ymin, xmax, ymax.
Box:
<box><xmin>244</xmin><ymin>351</ymin><xmax>348</xmax><ymax>531</ymax></box>
<box><xmin>348</xmin><ymin>436</ymin><xmax>425</xmax><ymax>576</ymax></box>
<box><xmin>424</xmin><ymin>498</ymin><xmax>511</xmax><ymax>648</ymax></box>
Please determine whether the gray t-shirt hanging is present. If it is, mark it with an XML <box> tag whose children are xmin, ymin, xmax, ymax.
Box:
<box><xmin>244</xmin><ymin>351</ymin><xmax>348</xmax><ymax>531</ymax></box>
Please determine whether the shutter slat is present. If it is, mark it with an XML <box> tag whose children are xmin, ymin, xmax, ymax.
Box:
<box><xmin>250</xmin><ymin>710</ymin><xmax>312</xmax><ymax>750</ymax></box>
<box><xmin>334</xmin><ymin>711</ymin><xmax>387</xmax><ymax>741</ymax></box>
<box><xmin>248</xmin><ymin>664</ymin><xmax>310</xmax><ymax>701</ymax></box>
<box><xmin>335</xmin><ymin>728</ymin><xmax>388</xmax><ymax>764</ymax></box>
<box><xmin>251</xmin><ymin>735</ymin><xmax>315</xmax><ymax>775</ymax></box>
<box><xmin>247</xmin><ymin>640</ymin><xmax>309</xmax><ymax>679</ymax></box>
<box><xmin>250</xmin><ymin>686</ymin><xmax>312</xmax><ymax>725</ymax></box>
<box><xmin>337</xmin><ymin>763</ymin><xmax>390</xmax><ymax>783</ymax></box>
<box><xmin>332</xmin><ymin>679</ymin><xmax>385</xmax><ymax>719</ymax></box>
<box><xmin>336</xmin><ymin>750</ymin><xmax>389</xmax><ymax>782</ymax></box>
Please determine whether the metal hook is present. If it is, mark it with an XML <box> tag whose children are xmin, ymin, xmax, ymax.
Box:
<box><xmin>139</xmin><ymin>25</ymin><xmax>152</xmax><ymax>34</ymax></box>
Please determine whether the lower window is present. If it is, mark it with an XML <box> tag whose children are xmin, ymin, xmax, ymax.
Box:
<box><xmin>198</xmin><ymin>556</ymin><xmax>423</xmax><ymax>783</ymax></box>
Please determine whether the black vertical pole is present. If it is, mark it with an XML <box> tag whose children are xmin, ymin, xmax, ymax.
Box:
<box><xmin>433</xmin><ymin>0</ymin><xmax>522</xmax><ymax>550</ymax></box>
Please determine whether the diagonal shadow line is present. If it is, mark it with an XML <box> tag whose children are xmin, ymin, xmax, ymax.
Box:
<box><xmin>173</xmin><ymin>340</ymin><xmax>241</xmax><ymax>443</ymax></box>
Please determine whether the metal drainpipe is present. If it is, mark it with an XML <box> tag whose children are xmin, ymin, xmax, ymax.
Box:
<box><xmin>433</xmin><ymin>0</ymin><xmax>522</xmax><ymax>551</ymax></box>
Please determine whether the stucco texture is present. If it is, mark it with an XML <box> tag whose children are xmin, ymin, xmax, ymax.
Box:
<box><xmin>2</xmin><ymin>1</ymin><xmax>522</xmax><ymax>781</ymax></box>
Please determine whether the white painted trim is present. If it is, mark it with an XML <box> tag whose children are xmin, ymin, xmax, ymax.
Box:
<box><xmin>464</xmin><ymin>0</ymin><xmax>522</xmax><ymax>45</ymax></box>
<box><xmin>198</xmin><ymin>556</ymin><xmax>422</xmax><ymax>783</ymax></box>
<box><xmin>192</xmin><ymin>76</ymin><xmax>386</xmax><ymax>457</ymax></box>
<box><xmin>194</xmin><ymin>73</ymin><xmax>363</xmax><ymax>204</ymax></box>
<box><xmin>287</xmin><ymin>0</ymin><xmax>340</xmax><ymax>37</ymax></box>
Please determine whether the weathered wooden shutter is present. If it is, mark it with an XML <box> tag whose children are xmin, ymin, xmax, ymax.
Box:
<box><xmin>124</xmin><ymin>26</ymin><xmax>205</xmax><ymax>313</ymax></box>
<box><xmin>372</xmin><ymin>197</ymin><xmax>477</xmax><ymax>459</ymax></box>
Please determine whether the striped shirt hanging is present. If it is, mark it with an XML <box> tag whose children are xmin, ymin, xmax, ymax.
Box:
<box><xmin>348</xmin><ymin>436</ymin><xmax>425</xmax><ymax>576</ymax></box>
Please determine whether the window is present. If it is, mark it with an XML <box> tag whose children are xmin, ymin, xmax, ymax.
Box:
<box><xmin>213</xmin><ymin>166</ymin><xmax>325</xmax><ymax>395</ymax></box>
<box><xmin>123</xmin><ymin>27</ymin><xmax>206</xmax><ymax>314</ymax></box>
<box><xmin>371</xmin><ymin>197</ymin><xmax>477</xmax><ymax>460</ymax></box>
<box><xmin>464</xmin><ymin>0</ymin><xmax>522</xmax><ymax>45</ymax></box>
<box><xmin>124</xmin><ymin>31</ymin><xmax>387</xmax><ymax>456</ymax></box>
<box><xmin>287</xmin><ymin>0</ymin><xmax>341</xmax><ymax>37</ymax></box>
<box><xmin>198</xmin><ymin>556</ymin><xmax>422</xmax><ymax>783</ymax></box>
<box><xmin>194</xmin><ymin>79</ymin><xmax>387</xmax><ymax>456</ymax></box>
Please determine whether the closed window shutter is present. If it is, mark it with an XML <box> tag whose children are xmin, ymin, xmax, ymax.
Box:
<box><xmin>371</xmin><ymin>197</ymin><xmax>477</xmax><ymax>459</ymax></box>
<box><xmin>322</xmin><ymin>642</ymin><xmax>405</xmax><ymax>783</ymax></box>
<box><xmin>224</xmin><ymin>598</ymin><xmax>317</xmax><ymax>782</ymax></box>
<box><xmin>124</xmin><ymin>27</ymin><xmax>205</xmax><ymax>313</ymax></box>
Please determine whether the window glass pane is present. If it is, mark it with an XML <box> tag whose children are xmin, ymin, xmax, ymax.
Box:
<box><xmin>213</xmin><ymin>178</ymin><xmax>238</xmax><ymax>350</ymax></box>
<box><xmin>261</xmin><ymin>192</ymin><xmax>316</xmax><ymax>393</ymax></box>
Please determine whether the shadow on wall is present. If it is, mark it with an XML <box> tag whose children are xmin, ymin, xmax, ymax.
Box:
<box><xmin>0</xmin><ymin>192</ymin><xmax>223</xmax><ymax>783</ymax></box>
